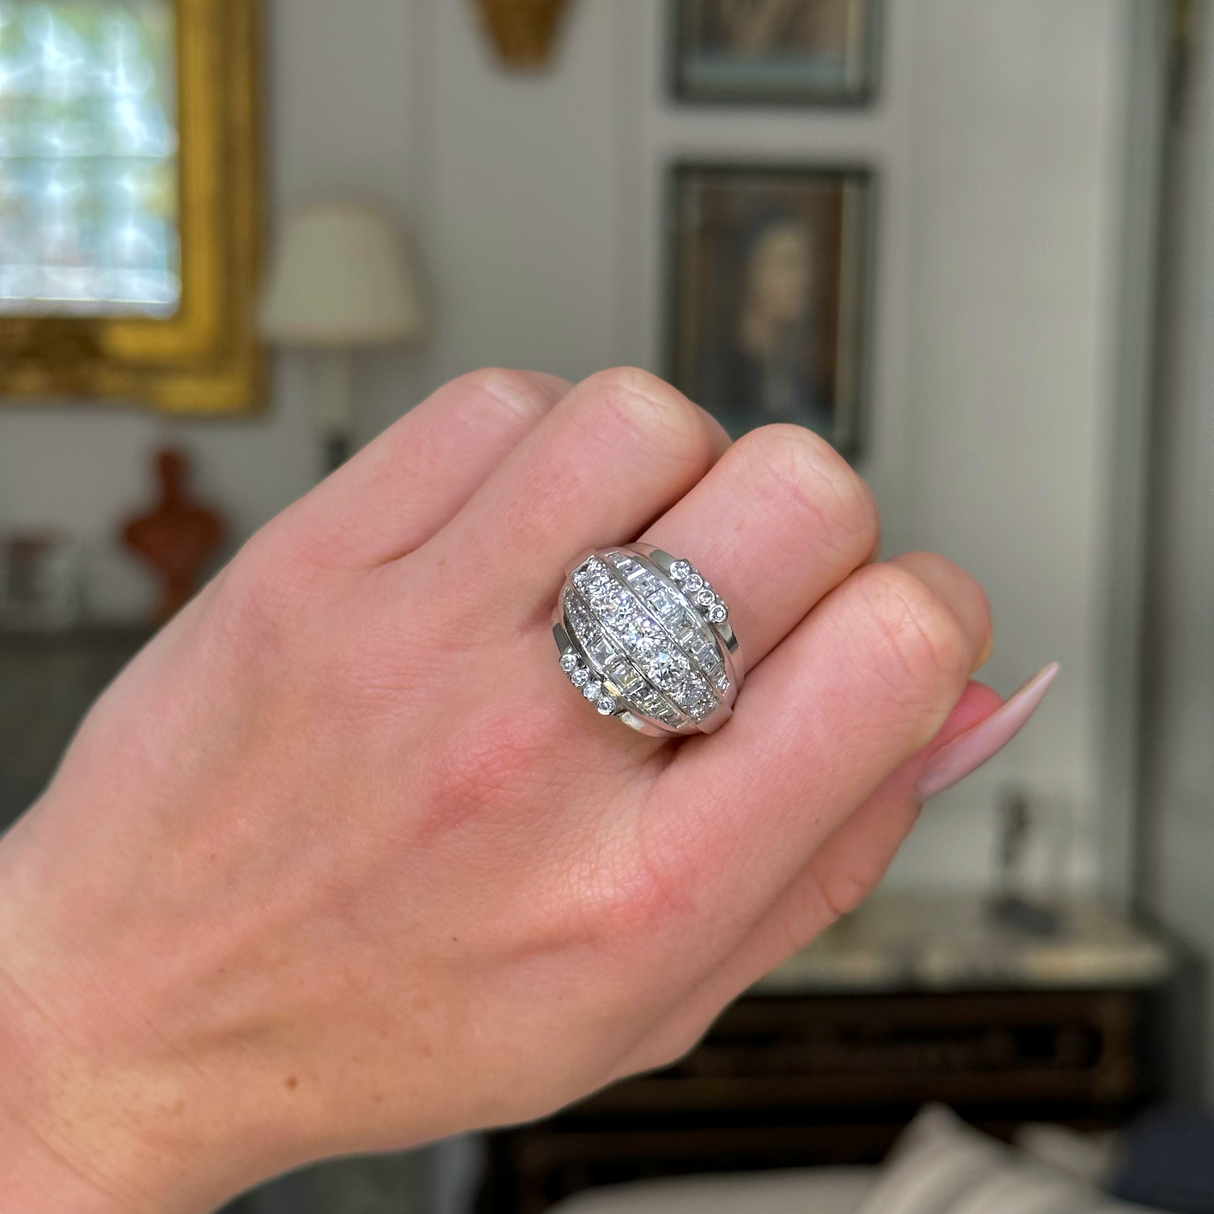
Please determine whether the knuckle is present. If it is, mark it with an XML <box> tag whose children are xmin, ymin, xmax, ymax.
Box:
<box><xmin>731</xmin><ymin>424</ymin><xmax>879</xmax><ymax>553</ymax></box>
<box><xmin>854</xmin><ymin>563</ymin><xmax>973</xmax><ymax>694</ymax></box>
<box><xmin>213</xmin><ymin>539</ymin><xmax>297</xmax><ymax>636</ymax></box>
<box><xmin>811</xmin><ymin>859</ymin><xmax>880</xmax><ymax>924</ymax></box>
<box><xmin>207</xmin><ymin>539</ymin><xmax>331</xmax><ymax>675</ymax></box>
<box><xmin>582</xmin><ymin>848</ymin><xmax>697</xmax><ymax>944</ymax></box>
<box><xmin>548</xmin><ymin>807</ymin><xmax>702</xmax><ymax>953</ymax></box>
<box><xmin>582</xmin><ymin>367</ymin><xmax>715</xmax><ymax>464</ymax></box>
<box><xmin>455</xmin><ymin>367</ymin><xmax>559</xmax><ymax>424</ymax></box>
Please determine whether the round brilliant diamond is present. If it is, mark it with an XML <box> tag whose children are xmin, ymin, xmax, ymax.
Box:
<box><xmin>669</xmin><ymin>559</ymin><xmax>692</xmax><ymax>581</ymax></box>
<box><xmin>696</xmin><ymin>586</ymin><xmax>715</xmax><ymax>607</ymax></box>
<box><xmin>570</xmin><ymin>667</ymin><xmax>590</xmax><ymax>687</ymax></box>
<box><xmin>619</xmin><ymin>615</ymin><xmax>657</xmax><ymax>650</ymax></box>
<box><xmin>588</xmin><ymin>582</ymin><xmax>618</xmax><ymax>611</ymax></box>
<box><xmin>595</xmin><ymin>694</ymin><xmax>616</xmax><ymax>715</ymax></box>
<box><xmin>707</xmin><ymin>602</ymin><xmax>727</xmax><ymax>624</ymax></box>
<box><xmin>647</xmin><ymin>648</ymin><xmax>686</xmax><ymax>689</ymax></box>
<box><xmin>559</xmin><ymin>652</ymin><xmax>579</xmax><ymax>673</ymax></box>
<box><xmin>684</xmin><ymin>572</ymin><xmax>704</xmax><ymax>592</ymax></box>
<box><xmin>583</xmin><ymin>680</ymin><xmax>603</xmax><ymax>701</ymax></box>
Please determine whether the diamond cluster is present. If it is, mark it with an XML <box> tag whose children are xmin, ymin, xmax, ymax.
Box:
<box><xmin>668</xmin><ymin>559</ymin><xmax>728</xmax><ymax>625</ymax></box>
<box><xmin>559</xmin><ymin>551</ymin><xmax>731</xmax><ymax>726</ymax></box>
<box><xmin>559</xmin><ymin>649</ymin><xmax>617</xmax><ymax>716</ymax></box>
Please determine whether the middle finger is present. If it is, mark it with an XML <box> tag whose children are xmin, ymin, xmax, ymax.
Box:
<box><xmin>423</xmin><ymin>368</ymin><xmax>730</xmax><ymax>620</ymax></box>
<box><xmin>640</xmin><ymin>423</ymin><xmax>879</xmax><ymax>670</ymax></box>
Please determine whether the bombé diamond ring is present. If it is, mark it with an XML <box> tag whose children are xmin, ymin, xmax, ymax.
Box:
<box><xmin>552</xmin><ymin>545</ymin><xmax>743</xmax><ymax>736</ymax></box>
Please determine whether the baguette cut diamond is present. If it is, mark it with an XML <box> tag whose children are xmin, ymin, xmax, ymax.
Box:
<box><xmin>648</xmin><ymin>585</ymin><xmax>682</xmax><ymax>620</ymax></box>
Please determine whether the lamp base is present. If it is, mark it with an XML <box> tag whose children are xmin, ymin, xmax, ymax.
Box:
<box><xmin>323</xmin><ymin>431</ymin><xmax>350</xmax><ymax>473</ymax></box>
<box><xmin>312</xmin><ymin>348</ymin><xmax>353</xmax><ymax>476</ymax></box>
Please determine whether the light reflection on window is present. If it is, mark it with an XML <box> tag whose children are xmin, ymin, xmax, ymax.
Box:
<box><xmin>0</xmin><ymin>0</ymin><xmax>178</xmax><ymax>317</ymax></box>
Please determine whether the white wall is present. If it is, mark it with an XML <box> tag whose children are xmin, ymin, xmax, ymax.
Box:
<box><xmin>881</xmin><ymin>1</ymin><xmax>1130</xmax><ymax>890</ymax></box>
<box><xmin>1141</xmin><ymin>1</ymin><xmax>1214</xmax><ymax>1099</ymax></box>
<box><xmin>0</xmin><ymin>0</ymin><xmax>1135</xmax><ymax>892</ymax></box>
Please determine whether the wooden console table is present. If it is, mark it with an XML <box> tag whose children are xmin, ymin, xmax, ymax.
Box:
<box><xmin>479</xmin><ymin>892</ymin><xmax>1172</xmax><ymax>1214</ymax></box>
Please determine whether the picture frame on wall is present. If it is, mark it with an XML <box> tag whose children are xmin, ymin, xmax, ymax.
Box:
<box><xmin>671</xmin><ymin>0</ymin><xmax>881</xmax><ymax>106</ymax></box>
<box><xmin>668</xmin><ymin>162</ymin><xmax>875</xmax><ymax>460</ymax></box>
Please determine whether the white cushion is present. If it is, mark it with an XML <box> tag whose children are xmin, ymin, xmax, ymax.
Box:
<box><xmin>547</xmin><ymin>1106</ymin><xmax>1165</xmax><ymax>1214</ymax></box>
<box><xmin>854</xmin><ymin>1105</ymin><xmax>1008</xmax><ymax>1214</ymax></box>
<box><xmin>1013</xmin><ymin>1122</ymin><xmax>1120</xmax><ymax>1185</ymax></box>
<box><xmin>549</xmin><ymin>1167</ymin><xmax>877</xmax><ymax>1214</ymax></box>
<box><xmin>858</xmin><ymin>1105</ymin><xmax>1168</xmax><ymax>1214</ymax></box>
<box><xmin>943</xmin><ymin>1163</ymin><xmax>1101</xmax><ymax>1214</ymax></box>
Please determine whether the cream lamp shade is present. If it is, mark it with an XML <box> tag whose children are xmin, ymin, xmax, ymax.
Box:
<box><xmin>260</xmin><ymin>204</ymin><xmax>425</xmax><ymax>346</ymax></box>
<box><xmin>260</xmin><ymin>204</ymin><xmax>426</xmax><ymax>472</ymax></box>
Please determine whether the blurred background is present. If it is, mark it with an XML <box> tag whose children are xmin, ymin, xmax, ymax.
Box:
<box><xmin>1</xmin><ymin>1</ymin><xmax>1212</xmax><ymax>1211</ymax></box>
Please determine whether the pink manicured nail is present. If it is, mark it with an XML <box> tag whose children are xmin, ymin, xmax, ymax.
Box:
<box><xmin>915</xmin><ymin>662</ymin><xmax>1059</xmax><ymax>802</ymax></box>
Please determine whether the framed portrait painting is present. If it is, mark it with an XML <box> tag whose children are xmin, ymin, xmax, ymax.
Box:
<box><xmin>669</xmin><ymin>163</ymin><xmax>874</xmax><ymax>460</ymax></box>
<box><xmin>671</xmin><ymin>0</ymin><xmax>881</xmax><ymax>106</ymax></box>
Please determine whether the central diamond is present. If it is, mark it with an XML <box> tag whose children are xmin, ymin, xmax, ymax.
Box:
<box><xmin>617</xmin><ymin>613</ymin><xmax>659</xmax><ymax>649</ymax></box>
<box><xmin>636</xmin><ymin>640</ymin><xmax>686</xmax><ymax>690</ymax></box>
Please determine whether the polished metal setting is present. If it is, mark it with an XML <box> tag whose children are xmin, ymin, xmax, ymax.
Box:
<box><xmin>552</xmin><ymin>545</ymin><xmax>743</xmax><ymax>736</ymax></box>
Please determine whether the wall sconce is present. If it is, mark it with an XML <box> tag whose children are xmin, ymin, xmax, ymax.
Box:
<box><xmin>260</xmin><ymin>204</ymin><xmax>426</xmax><ymax>471</ymax></box>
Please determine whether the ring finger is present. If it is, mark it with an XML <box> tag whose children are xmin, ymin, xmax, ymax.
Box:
<box><xmin>640</xmin><ymin>422</ymin><xmax>880</xmax><ymax>674</ymax></box>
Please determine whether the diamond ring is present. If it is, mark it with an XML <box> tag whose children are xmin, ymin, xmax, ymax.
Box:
<box><xmin>553</xmin><ymin>545</ymin><xmax>743</xmax><ymax>736</ymax></box>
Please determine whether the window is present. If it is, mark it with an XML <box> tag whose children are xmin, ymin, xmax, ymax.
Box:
<box><xmin>0</xmin><ymin>0</ymin><xmax>261</xmax><ymax>413</ymax></box>
<box><xmin>0</xmin><ymin>1</ymin><xmax>180</xmax><ymax>316</ymax></box>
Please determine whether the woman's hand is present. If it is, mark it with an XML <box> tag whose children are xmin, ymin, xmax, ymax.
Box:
<box><xmin>0</xmin><ymin>369</ymin><xmax>1013</xmax><ymax>1213</ymax></box>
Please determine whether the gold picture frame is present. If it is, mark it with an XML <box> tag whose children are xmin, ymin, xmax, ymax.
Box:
<box><xmin>0</xmin><ymin>0</ymin><xmax>263</xmax><ymax>414</ymax></box>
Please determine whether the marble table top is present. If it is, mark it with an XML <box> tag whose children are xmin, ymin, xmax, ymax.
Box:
<box><xmin>753</xmin><ymin>891</ymin><xmax>1172</xmax><ymax>995</ymax></box>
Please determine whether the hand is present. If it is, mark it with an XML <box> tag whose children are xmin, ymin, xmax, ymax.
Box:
<box><xmin>0</xmin><ymin>369</ymin><xmax>1013</xmax><ymax>1213</ymax></box>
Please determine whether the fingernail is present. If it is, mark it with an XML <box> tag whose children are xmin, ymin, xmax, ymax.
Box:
<box><xmin>915</xmin><ymin>662</ymin><xmax>1059</xmax><ymax>802</ymax></box>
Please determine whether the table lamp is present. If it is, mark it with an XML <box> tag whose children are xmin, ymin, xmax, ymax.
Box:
<box><xmin>260</xmin><ymin>203</ymin><xmax>426</xmax><ymax>470</ymax></box>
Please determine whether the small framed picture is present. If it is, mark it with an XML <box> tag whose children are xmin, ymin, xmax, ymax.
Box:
<box><xmin>671</xmin><ymin>0</ymin><xmax>881</xmax><ymax>107</ymax></box>
<box><xmin>668</xmin><ymin>162</ymin><xmax>875</xmax><ymax>459</ymax></box>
